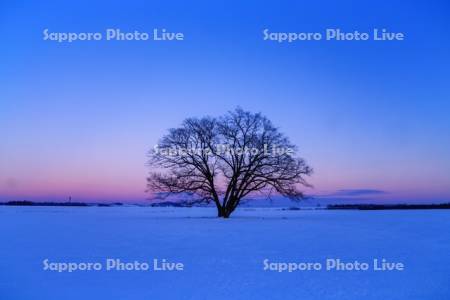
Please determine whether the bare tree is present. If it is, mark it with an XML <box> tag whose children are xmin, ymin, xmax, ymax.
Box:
<box><xmin>147</xmin><ymin>108</ymin><xmax>312</xmax><ymax>218</ymax></box>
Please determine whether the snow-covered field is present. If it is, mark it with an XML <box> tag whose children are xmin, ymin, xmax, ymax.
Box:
<box><xmin>0</xmin><ymin>206</ymin><xmax>449</xmax><ymax>300</ymax></box>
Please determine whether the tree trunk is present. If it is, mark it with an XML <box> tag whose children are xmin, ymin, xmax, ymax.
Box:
<box><xmin>217</xmin><ymin>207</ymin><xmax>224</xmax><ymax>217</ymax></box>
<box><xmin>220</xmin><ymin>197</ymin><xmax>239</xmax><ymax>218</ymax></box>
<box><xmin>216</xmin><ymin>206</ymin><xmax>231</xmax><ymax>218</ymax></box>
<box><xmin>216</xmin><ymin>198</ymin><xmax>240</xmax><ymax>218</ymax></box>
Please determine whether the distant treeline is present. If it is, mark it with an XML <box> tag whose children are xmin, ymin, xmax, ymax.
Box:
<box><xmin>0</xmin><ymin>201</ymin><xmax>123</xmax><ymax>207</ymax></box>
<box><xmin>2</xmin><ymin>201</ymin><xmax>450</xmax><ymax>210</ymax></box>
<box><xmin>150</xmin><ymin>201</ymin><xmax>194</xmax><ymax>207</ymax></box>
<box><xmin>327</xmin><ymin>203</ymin><xmax>450</xmax><ymax>210</ymax></box>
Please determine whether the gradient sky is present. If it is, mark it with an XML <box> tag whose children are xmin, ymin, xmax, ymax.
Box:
<box><xmin>1</xmin><ymin>0</ymin><xmax>449</xmax><ymax>203</ymax></box>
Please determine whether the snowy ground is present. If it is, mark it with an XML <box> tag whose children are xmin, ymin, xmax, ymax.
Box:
<box><xmin>0</xmin><ymin>206</ymin><xmax>449</xmax><ymax>300</ymax></box>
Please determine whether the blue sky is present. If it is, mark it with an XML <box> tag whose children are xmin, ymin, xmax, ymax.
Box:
<box><xmin>0</xmin><ymin>0</ymin><xmax>449</xmax><ymax>203</ymax></box>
